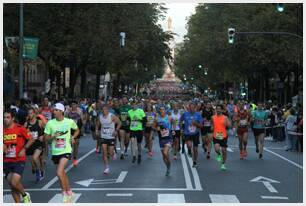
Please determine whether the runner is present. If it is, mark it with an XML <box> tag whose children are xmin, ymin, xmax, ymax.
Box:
<box><xmin>4</xmin><ymin>109</ymin><xmax>34</xmax><ymax>203</ymax></box>
<box><xmin>144</xmin><ymin>103</ymin><xmax>156</xmax><ymax>157</ymax></box>
<box><xmin>44</xmin><ymin>103</ymin><xmax>80</xmax><ymax>203</ymax></box>
<box><xmin>236</xmin><ymin>103</ymin><xmax>251</xmax><ymax>159</ymax></box>
<box><xmin>154</xmin><ymin>106</ymin><xmax>173</xmax><ymax>176</ymax></box>
<box><xmin>128</xmin><ymin>100</ymin><xmax>146</xmax><ymax>164</ymax></box>
<box><xmin>201</xmin><ymin>102</ymin><xmax>214</xmax><ymax>159</ymax></box>
<box><xmin>170</xmin><ymin>102</ymin><xmax>181</xmax><ymax>160</ymax></box>
<box><xmin>67</xmin><ymin>101</ymin><xmax>83</xmax><ymax>167</ymax></box>
<box><xmin>118</xmin><ymin>97</ymin><xmax>132</xmax><ymax>159</ymax></box>
<box><xmin>211</xmin><ymin>104</ymin><xmax>232</xmax><ymax>171</ymax></box>
<box><xmin>180</xmin><ymin>102</ymin><xmax>203</xmax><ymax>167</ymax></box>
<box><xmin>24</xmin><ymin>107</ymin><xmax>45</xmax><ymax>182</ymax></box>
<box><xmin>95</xmin><ymin>104</ymin><xmax>121</xmax><ymax>174</ymax></box>
<box><xmin>251</xmin><ymin>102</ymin><xmax>269</xmax><ymax>159</ymax></box>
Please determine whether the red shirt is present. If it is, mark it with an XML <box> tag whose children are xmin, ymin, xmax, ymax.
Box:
<box><xmin>3</xmin><ymin>123</ymin><xmax>31</xmax><ymax>163</ymax></box>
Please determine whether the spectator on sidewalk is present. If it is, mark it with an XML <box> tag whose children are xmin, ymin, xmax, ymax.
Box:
<box><xmin>285</xmin><ymin>108</ymin><xmax>298</xmax><ymax>151</ymax></box>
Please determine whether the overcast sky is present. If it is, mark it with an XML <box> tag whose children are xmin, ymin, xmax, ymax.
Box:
<box><xmin>159</xmin><ymin>3</ymin><xmax>198</xmax><ymax>43</ymax></box>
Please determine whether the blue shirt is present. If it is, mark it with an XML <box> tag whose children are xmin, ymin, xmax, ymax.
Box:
<box><xmin>157</xmin><ymin>115</ymin><xmax>172</xmax><ymax>139</ymax></box>
<box><xmin>181</xmin><ymin>111</ymin><xmax>203</xmax><ymax>135</ymax></box>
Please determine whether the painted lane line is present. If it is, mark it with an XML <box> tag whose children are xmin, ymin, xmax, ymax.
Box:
<box><xmin>263</xmin><ymin>181</ymin><xmax>278</xmax><ymax>193</ymax></box>
<box><xmin>3</xmin><ymin>194</ymin><xmax>15</xmax><ymax>203</ymax></box>
<box><xmin>94</xmin><ymin>179</ymin><xmax>117</xmax><ymax>182</ymax></box>
<box><xmin>106</xmin><ymin>193</ymin><xmax>133</xmax><ymax>197</ymax></box>
<box><xmin>4</xmin><ymin>188</ymin><xmax>196</xmax><ymax>192</ymax></box>
<box><xmin>42</xmin><ymin>148</ymin><xmax>96</xmax><ymax>189</ymax></box>
<box><xmin>180</xmin><ymin>150</ymin><xmax>193</xmax><ymax>190</ymax></box>
<box><xmin>228</xmin><ymin>145</ymin><xmax>285</xmax><ymax>150</ymax></box>
<box><xmin>48</xmin><ymin>193</ymin><xmax>82</xmax><ymax>203</ymax></box>
<box><xmin>116</xmin><ymin>171</ymin><xmax>128</xmax><ymax>183</ymax></box>
<box><xmin>264</xmin><ymin>147</ymin><xmax>303</xmax><ymax>170</ymax></box>
<box><xmin>209</xmin><ymin>194</ymin><xmax>240</xmax><ymax>203</ymax></box>
<box><xmin>261</xmin><ymin>196</ymin><xmax>289</xmax><ymax>200</ymax></box>
<box><xmin>158</xmin><ymin>194</ymin><xmax>185</xmax><ymax>203</ymax></box>
<box><xmin>185</xmin><ymin>145</ymin><xmax>203</xmax><ymax>191</ymax></box>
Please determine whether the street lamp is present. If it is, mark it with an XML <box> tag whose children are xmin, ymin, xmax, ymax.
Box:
<box><xmin>204</xmin><ymin>68</ymin><xmax>208</xmax><ymax>75</ymax></box>
<box><xmin>276</xmin><ymin>3</ymin><xmax>284</xmax><ymax>12</ymax></box>
<box><xmin>198</xmin><ymin>65</ymin><xmax>202</xmax><ymax>69</ymax></box>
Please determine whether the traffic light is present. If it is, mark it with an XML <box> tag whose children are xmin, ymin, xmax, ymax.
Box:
<box><xmin>228</xmin><ymin>28</ymin><xmax>235</xmax><ymax>44</ymax></box>
<box><xmin>276</xmin><ymin>3</ymin><xmax>284</xmax><ymax>12</ymax></box>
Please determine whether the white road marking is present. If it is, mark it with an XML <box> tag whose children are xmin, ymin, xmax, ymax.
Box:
<box><xmin>3</xmin><ymin>194</ymin><xmax>15</xmax><ymax>203</ymax></box>
<box><xmin>209</xmin><ymin>194</ymin><xmax>240</xmax><ymax>203</ymax></box>
<box><xmin>250</xmin><ymin>176</ymin><xmax>280</xmax><ymax>183</ymax></box>
<box><xmin>116</xmin><ymin>171</ymin><xmax>128</xmax><ymax>183</ymax></box>
<box><xmin>264</xmin><ymin>147</ymin><xmax>303</xmax><ymax>170</ymax></box>
<box><xmin>42</xmin><ymin>148</ymin><xmax>96</xmax><ymax>189</ymax></box>
<box><xmin>261</xmin><ymin>196</ymin><xmax>289</xmax><ymax>200</ymax></box>
<box><xmin>106</xmin><ymin>193</ymin><xmax>133</xmax><ymax>197</ymax></box>
<box><xmin>75</xmin><ymin>171</ymin><xmax>128</xmax><ymax>187</ymax></box>
<box><xmin>181</xmin><ymin>151</ymin><xmax>193</xmax><ymax>190</ymax></box>
<box><xmin>185</xmin><ymin>145</ymin><xmax>203</xmax><ymax>190</ymax></box>
<box><xmin>48</xmin><ymin>193</ymin><xmax>81</xmax><ymax>203</ymax></box>
<box><xmin>4</xmin><ymin>188</ymin><xmax>196</xmax><ymax>192</ymax></box>
<box><xmin>158</xmin><ymin>194</ymin><xmax>185</xmax><ymax>203</ymax></box>
<box><xmin>262</xmin><ymin>181</ymin><xmax>278</xmax><ymax>193</ymax></box>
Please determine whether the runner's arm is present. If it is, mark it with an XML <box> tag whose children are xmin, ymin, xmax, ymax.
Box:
<box><xmin>113</xmin><ymin>115</ymin><xmax>122</xmax><ymax>131</ymax></box>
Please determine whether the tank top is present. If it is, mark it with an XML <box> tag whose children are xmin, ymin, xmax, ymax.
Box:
<box><xmin>26</xmin><ymin>119</ymin><xmax>44</xmax><ymax>141</ymax></box>
<box><xmin>157</xmin><ymin>115</ymin><xmax>171</xmax><ymax>139</ymax></box>
<box><xmin>212</xmin><ymin>115</ymin><xmax>227</xmax><ymax>140</ymax></box>
<box><xmin>146</xmin><ymin>112</ymin><xmax>155</xmax><ymax>127</ymax></box>
<box><xmin>171</xmin><ymin>111</ymin><xmax>181</xmax><ymax>131</ymax></box>
<box><xmin>238</xmin><ymin>110</ymin><xmax>249</xmax><ymax>127</ymax></box>
<box><xmin>99</xmin><ymin>113</ymin><xmax>115</xmax><ymax>140</ymax></box>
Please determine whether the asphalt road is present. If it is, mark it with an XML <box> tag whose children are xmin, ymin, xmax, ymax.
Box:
<box><xmin>3</xmin><ymin>131</ymin><xmax>303</xmax><ymax>203</ymax></box>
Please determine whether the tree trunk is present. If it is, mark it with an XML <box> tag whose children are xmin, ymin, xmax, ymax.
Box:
<box><xmin>95</xmin><ymin>71</ymin><xmax>101</xmax><ymax>100</ymax></box>
<box><xmin>80</xmin><ymin>69</ymin><xmax>86</xmax><ymax>95</ymax></box>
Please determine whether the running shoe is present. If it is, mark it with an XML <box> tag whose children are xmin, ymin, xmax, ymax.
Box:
<box><xmin>103</xmin><ymin>167</ymin><xmax>110</xmax><ymax>174</ymax></box>
<box><xmin>216</xmin><ymin>153</ymin><xmax>222</xmax><ymax>162</ymax></box>
<box><xmin>173</xmin><ymin>155</ymin><xmax>177</xmax><ymax>160</ymax></box>
<box><xmin>63</xmin><ymin>193</ymin><xmax>70</xmax><ymax>203</ymax></box>
<box><xmin>22</xmin><ymin>192</ymin><xmax>32</xmax><ymax>203</ymax></box>
<box><xmin>243</xmin><ymin>150</ymin><xmax>248</xmax><ymax>158</ymax></box>
<box><xmin>148</xmin><ymin>151</ymin><xmax>153</xmax><ymax>157</ymax></box>
<box><xmin>120</xmin><ymin>154</ymin><xmax>124</xmax><ymax>160</ymax></box>
<box><xmin>192</xmin><ymin>161</ymin><xmax>198</xmax><ymax>167</ymax></box>
<box><xmin>112</xmin><ymin>154</ymin><xmax>117</xmax><ymax>161</ymax></box>
<box><xmin>206</xmin><ymin>152</ymin><xmax>210</xmax><ymax>159</ymax></box>
<box><xmin>137</xmin><ymin>155</ymin><xmax>142</xmax><ymax>164</ymax></box>
<box><xmin>259</xmin><ymin>153</ymin><xmax>263</xmax><ymax>159</ymax></box>
<box><xmin>240</xmin><ymin>151</ymin><xmax>244</xmax><ymax>160</ymax></box>
<box><xmin>220</xmin><ymin>164</ymin><xmax>226</xmax><ymax>171</ymax></box>
<box><xmin>73</xmin><ymin>159</ymin><xmax>78</xmax><ymax>167</ymax></box>
<box><xmin>132</xmin><ymin>156</ymin><xmax>136</xmax><ymax>163</ymax></box>
<box><xmin>35</xmin><ymin>170</ymin><xmax>41</xmax><ymax>183</ymax></box>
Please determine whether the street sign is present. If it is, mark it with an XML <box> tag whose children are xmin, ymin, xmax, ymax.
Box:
<box><xmin>23</xmin><ymin>37</ymin><xmax>39</xmax><ymax>59</ymax></box>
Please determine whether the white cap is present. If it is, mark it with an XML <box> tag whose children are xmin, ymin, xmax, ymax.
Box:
<box><xmin>54</xmin><ymin>103</ymin><xmax>65</xmax><ymax>112</ymax></box>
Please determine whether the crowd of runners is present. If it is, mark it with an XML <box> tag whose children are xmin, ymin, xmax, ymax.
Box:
<box><xmin>3</xmin><ymin>95</ymin><xmax>303</xmax><ymax>203</ymax></box>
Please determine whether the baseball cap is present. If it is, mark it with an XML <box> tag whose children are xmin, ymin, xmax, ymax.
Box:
<box><xmin>54</xmin><ymin>103</ymin><xmax>65</xmax><ymax>112</ymax></box>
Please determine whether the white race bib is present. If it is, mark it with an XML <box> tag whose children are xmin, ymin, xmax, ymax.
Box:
<box><xmin>6</xmin><ymin>145</ymin><xmax>17</xmax><ymax>158</ymax></box>
<box><xmin>55</xmin><ymin>138</ymin><xmax>66</xmax><ymax>149</ymax></box>
<box><xmin>203</xmin><ymin>120</ymin><xmax>211</xmax><ymax>127</ymax></box>
<box><xmin>102</xmin><ymin>127</ymin><xmax>113</xmax><ymax>136</ymax></box>
<box><xmin>31</xmin><ymin>131</ymin><xmax>39</xmax><ymax>140</ymax></box>
<box><xmin>161</xmin><ymin>128</ymin><xmax>170</xmax><ymax>137</ymax></box>
<box><xmin>131</xmin><ymin>120</ymin><xmax>138</xmax><ymax>128</ymax></box>
<box><xmin>240</xmin><ymin>119</ymin><xmax>248</xmax><ymax>126</ymax></box>
<box><xmin>188</xmin><ymin>125</ymin><xmax>197</xmax><ymax>133</ymax></box>
<box><xmin>216</xmin><ymin>132</ymin><xmax>224</xmax><ymax>140</ymax></box>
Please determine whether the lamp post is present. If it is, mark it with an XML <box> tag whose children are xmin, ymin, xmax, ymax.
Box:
<box><xmin>204</xmin><ymin>68</ymin><xmax>208</xmax><ymax>75</ymax></box>
<box><xmin>19</xmin><ymin>3</ymin><xmax>24</xmax><ymax>99</ymax></box>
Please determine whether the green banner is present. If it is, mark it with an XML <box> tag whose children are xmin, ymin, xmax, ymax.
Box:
<box><xmin>23</xmin><ymin>37</ymin><xmax>39</xmax><ymax>59</ymax></box>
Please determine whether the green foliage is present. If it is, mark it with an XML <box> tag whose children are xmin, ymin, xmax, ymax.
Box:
<box><xmin>174</xmin><ymin>3</ymin><xmax>302</xmax><ymax>89</ymax></box>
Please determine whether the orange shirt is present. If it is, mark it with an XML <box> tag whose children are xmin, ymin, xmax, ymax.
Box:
<box><xmin>212</xmin><ymin>115</ymin><xmax>227</xmax><ymax>139</ymax></box>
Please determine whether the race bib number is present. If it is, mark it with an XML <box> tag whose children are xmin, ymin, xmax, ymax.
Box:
<box><xmin>239</xmin><ymin>119</ymin><xmax>248</xmax><ymax>126</ymax></box>
<box><xmin>203</xmin><ymin>120</ymin><xmax>211</xmax><ymax>127</ymax></box>
<box><xmin>31</xmin><ymin>131</ymin><xmax>39</xmax><ymax>140</ymax></box>
<box><xmin>131</xmin><ymin>120</ymin><xmax>139</xmax><ymax>128</ymax></box>
<box><xmin>55</xmin><ymin>138</ymin><xmax>66</xmax><ymax>149</ymax></box>
<box><xmin>216</xmin><ymin>132</ymin><xmax>224</xmax><ymax>140</ymax></box>
<box><xmin>120</xmin><ymin>114</ymin><xmax>127</xmax><ymax>121</ymax></box>
<box><xmin>188</xmin><ymin>125</ymin><xmax>197</xmax><ymax>133</ymax></box>
<box><xmin>147</xmin><ymin>116</ymin><xmax>154</xmax><ymax>125</ymax></box>
<box><xmin>161</xmin><ymin>128</ymin><xmax>170</xmax><ymax>137</ymax></box>
<box><xmin>255</xmin><ymin>119</ymin><xmax>264</xmax><ymax>126</ymax></box>
<box><xmin>6</xmin><ymin>145</ymin><xmax>17</xmax><ymax>158</ymax></box>
<box><xmin>102</xmin><ymin>127</ymin><xmax>113</xmax><ymax>136</ymax></box>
